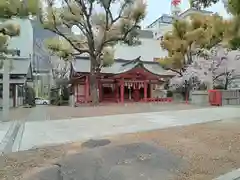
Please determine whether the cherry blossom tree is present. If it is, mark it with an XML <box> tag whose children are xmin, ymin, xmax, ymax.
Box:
<box><xmin>44</xmin><ymin>37</ymin><xmax>73</xmax><ymax>84</ymax></box>
<box><xmin>169</xmin><ymin>47</ymin><xmax>240</xmax><ymax>91</ymax></box>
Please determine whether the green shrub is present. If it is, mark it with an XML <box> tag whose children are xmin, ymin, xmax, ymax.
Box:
<box><xmin>213</xmin><ymin>85</ymin><xmax>225</xmax><ymax>89</ymax></box>
<box><xmin>166</xmin><ymin>90</ymin><xmax>173</xmax><ymax>97</ymax></box>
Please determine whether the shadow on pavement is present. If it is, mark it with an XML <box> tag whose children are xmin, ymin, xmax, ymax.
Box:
<box><xmin>24</xmin><ymin>142</ymin><xmax>186</xmax><ymax>180</ymax></box>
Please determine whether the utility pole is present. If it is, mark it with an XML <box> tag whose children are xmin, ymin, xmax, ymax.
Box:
<box><xmin>2</xmin><ymin>57</ymin><xmax>10</xmax><ymax>122</ymax></box>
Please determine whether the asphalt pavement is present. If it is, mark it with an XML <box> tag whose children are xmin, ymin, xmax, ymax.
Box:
<box><xmin>24</xmin><ymin>142</ymin><xmax>184</xmax><ymax>180</ymax></box>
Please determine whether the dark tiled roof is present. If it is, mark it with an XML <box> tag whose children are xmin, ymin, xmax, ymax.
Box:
<box><xmin>72</xmin><ymin>34</ymin><xmax>171</xmax><ymax>75</ymax></box>
<box><xmin>72</xmin><ymin>57</ymin><xmax>175</xmax><ymax>76</ymax></box>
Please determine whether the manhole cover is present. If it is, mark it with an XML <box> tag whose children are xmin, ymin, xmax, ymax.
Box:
<box><xmin>81</xmin><ymin>139</ymin><xmax>111</xmax><ymax>148</ymax></box>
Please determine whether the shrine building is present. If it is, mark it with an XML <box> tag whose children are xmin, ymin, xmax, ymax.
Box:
<box><xmin>70</xmin><ymin>30</ymin><xmax>176</xmax><ymax>104</ymax></box>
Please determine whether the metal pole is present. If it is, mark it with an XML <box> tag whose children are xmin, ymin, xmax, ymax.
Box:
<box><xmin>2</xmin><ymin>58</ymin><xmax>10</xmax><ymax>122</ymax></box>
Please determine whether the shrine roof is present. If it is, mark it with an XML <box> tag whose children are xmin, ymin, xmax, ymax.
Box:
<box><xmin>71</xmin><ymin>30</ymin><xmax>176</xmax><ymax>76</ymax></box>
<box><xmin>72</xmin><ymin>56</ymin><xmax>175</xmax><ymax>76</ymax></box>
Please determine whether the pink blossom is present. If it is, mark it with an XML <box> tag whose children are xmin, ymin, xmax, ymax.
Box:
<box><xmin>169</xmin><ymin>47</ymin><xmax>240</xmax><ymax>90</ymax></box>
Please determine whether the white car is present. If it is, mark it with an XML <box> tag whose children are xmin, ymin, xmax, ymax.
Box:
<box><xmin>35</xmin><ymin>97</ymin><xmax>50</xmax><ymax>105</ymax></box>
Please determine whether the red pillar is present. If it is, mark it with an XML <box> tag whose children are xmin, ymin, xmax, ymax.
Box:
<box><xmin>120</xmin><ymin>80</ymin><xmax>124</xmax><ymax>103</ymax></box>
<box><xmin>149</xmin><ymin>81</ymin><xmax>152</xmax><ymax>98</ymax></box>
<box><xmin>115</xmin><ymin>83</ymin><xmax>119</xmax><ymax>103</ymax></box>
<box><xmin>85</xmin><ymin>76</ymin><xmax>89</xmax><ymax>103</ymax></box>
<box><xmin>75</xmin><ymin>83</ymin><xmax>79</xmax><ymax>103</ymax></box>
<box><xmin>144</xmin><ymin>81</ymin><xmax>147</xmax><ymax>102</ymax></box>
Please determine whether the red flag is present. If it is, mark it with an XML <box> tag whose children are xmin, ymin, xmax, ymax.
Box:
<box><xmin>171</xmin><ymin>0</ymin><xmax>181</xmax><ymax>6</ymax></box>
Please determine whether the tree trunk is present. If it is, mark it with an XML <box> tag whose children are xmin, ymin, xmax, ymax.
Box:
<box><xmin>224</xmin><ymin>78</ymin><xmax>229</xmax><ymax>90</ymax></box>
<box><xmin>89</xmin><ymin>56</ymin><xmax>99</xmax><ymax>106</ymax></box>
<box><xmin>89</xmin><ymin>72</ymin><xmax>99</xmax><ymax>105</ymax></box>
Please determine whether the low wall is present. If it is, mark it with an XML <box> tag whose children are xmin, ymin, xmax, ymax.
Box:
<box><xmin>221</xmin><ymin>90</ymin><xmax>240</xmax><ymax>105</ymax></box>
<box><xmin>69</xmin><ymin>95</ymin><xmax>75</xmax><ymax>107</ymax></box>
<box><xmin>191</xmin><ymin>91</ymin><xmax>209</xmax><ymax>105</ymax></box>
<box><xmin>151</xmin><ymin>89</ymin><xmax>167</xmax><ymax>98</ymax></box>
<box><xmin>172</xmin><ymin>92</ymin><xmax>183</xmax><ymax>102</ymax></box>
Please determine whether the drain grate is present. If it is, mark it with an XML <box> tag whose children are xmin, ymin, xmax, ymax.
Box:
<box><xmin>81</xmin><ymin>139</ymin><xmax>111</xmax><ymax>149</ymax></box>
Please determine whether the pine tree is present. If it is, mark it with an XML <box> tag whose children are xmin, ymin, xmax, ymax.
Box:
<box><xmin>159</xmin><ymin>14</ymin><xmax>225</xmax><ymax>76</ymax></box>
<box><xmin>0</xmin><ymin>0</ymin><xmax>39</xmax><ymax>120</ymax></box>
<box><xmin>40</xmin><ymin>0</ymin><xmax>146</xmax><ymax>105</ymax></box>
<box><xmin>189</xmin><ymin>0</ymin><xmax>219</xmax><ymax>9</ymax></box>
<box><xmin>0</xmin><ymin>0</ymin><xmax>39</xmax><ymax>63</ymax></box>
<box><xmin>222</xmin><ymin>0</ymin><xmax>240</xmax><ymax>49</ymax></box>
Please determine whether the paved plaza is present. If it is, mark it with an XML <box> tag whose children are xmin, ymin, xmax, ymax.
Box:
<box><xmin>0</xmin><ymin>106</ymin><xmax>240</xmax><ymax>180</ymax></box>
<box><xmin>0</xmin><ymin>122</ymin><xmax>11</xmax><ymax>148</ymax></box>
<box><xmin>1</xmin><ymin>105</ymin><xmax>240</xmax><ymax>154</ymax></box>
<box><xmin>15</xmin><ymin>106</ymin><xmax>240</xmax><ymax>151</ymax></box>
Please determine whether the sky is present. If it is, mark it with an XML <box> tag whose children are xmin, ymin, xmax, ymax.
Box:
<box><xmin>142</xmin><ymin>0</ymin><xmax>230</xmax><ymax>27</ymax></box>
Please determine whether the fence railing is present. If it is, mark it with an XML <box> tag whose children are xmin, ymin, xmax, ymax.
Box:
<box><xmin>221</xmin><ymin>90</ymin><xmax>240</xmax><ymax>105</ymax></box>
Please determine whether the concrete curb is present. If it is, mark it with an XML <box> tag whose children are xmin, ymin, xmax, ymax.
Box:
<box><xmin>0</xmin><ymin>121</ymin><xmax>21</xmax><ymax>154</ymax></box>
<box><xmin>12</xmin><ymin>122</ymin><xmax>25</xmax><ymax>152</ymax></box>
<box><xmin>214</xmin><ymin>169</ymin><xmax>240</xmax><ymax>180</ymax></box>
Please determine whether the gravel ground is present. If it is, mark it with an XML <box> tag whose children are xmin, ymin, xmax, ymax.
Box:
<box><xmin>45</xmin><ymin>103</ymin><xmax>206</xmax><ymax>120</ymax></box>
<box><xmin>2</xmin><ymin>103</ymin><xmax>205</xmax><ymax>121</ymax></box>
<box><xmin>0</xmin><ymin>119</ymin><xmax>240</xmax><ymax>180</ymax></box>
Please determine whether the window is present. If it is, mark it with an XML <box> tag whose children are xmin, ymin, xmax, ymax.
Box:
<box><xmin>161</xmin><ymin>16</ymin><xmax>173</xmax><ymax>23</ymax></box>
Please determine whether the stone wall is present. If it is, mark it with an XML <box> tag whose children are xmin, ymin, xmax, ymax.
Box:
<box><xmin>173</xmin><ymin>92</ymin><xmax>183</xmax><ymax>102</ymax></box>
<box><xmin>191</xmin><ymin>91</ymin><xmax>209</xmax><ymax>105</ymax></box>
<box><xmin>221</xmin><ymin>90</ymin><xmax>240</xmax><ymax>105</ymax></box>
<box><xmin>150</xmin><ymin>84</ymin><xmax>167</xmax><ymax>98</ymax></box>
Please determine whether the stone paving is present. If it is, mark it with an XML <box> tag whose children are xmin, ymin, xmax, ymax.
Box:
<box><xmin>0</xmin><ymin>103</ymin><xmax>203</xmax><ymax>153</ymax></box>
<box><xmin>18</xmin><ymin>106</ymin><xmax>240</xmax><ymax>151</ymax></box>
<box><xmin>0</xmin><ymin>122</ymin><xmax>11</xmax><ymax>148</ymax></box>
<box><xmin>0</xmin><ymin>107</ymin><xmax>33</xmax><ymax>121</ymax></box>
<box><xmin>214</xmin><ymin>169</ymin><xmax>240</xmax><ymax>180</ymax></box>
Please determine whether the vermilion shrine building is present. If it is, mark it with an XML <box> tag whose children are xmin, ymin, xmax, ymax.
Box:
<box><xmin>70</xmin><ymin>30</ymin><xmax>175</xmax><ymax>104</ymax></box>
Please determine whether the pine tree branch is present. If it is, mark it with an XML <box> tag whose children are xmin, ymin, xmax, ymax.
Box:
<box><xmin>62</xmin><ymin>0</ymin><xmax>88</xmax><ymax>37</ymax></box>
<box><xmin>75</xmin><ymin>0</ymin><xmax>95</xmax><ymax>54</ymax></box>
<box><xmin>40</xmin><ymin>3</ymin><xmax>89</xmax><ymax>55</ymax></box>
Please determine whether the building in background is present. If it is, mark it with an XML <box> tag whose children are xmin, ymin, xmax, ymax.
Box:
<box><xmin>31</xmin><ymin>18</ymin><xmax>56</xmax><ymax>98</ymax></box>
<box><xmin>145</xmin><ymin>0</ymin><xmax>213</xmax><ymax>40</ymax></box>
<box><xmin>146</xmin><ymin>14</ymin><xmax>173</xmax><ymax>39</ymax></box>
<box><xmin>0</xmin><ymin>19</ymin><xmax>33</xmax><ymax>108</ymax></box>
<box><xmin>171</xmin><ymin>0</ymin><xmax>181</xmax><ymax>17</ymax></box>
<box><xmin>71</xmin><ymin>30</ymin><xmax>175</xmax><ymax>104</ymax></box>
